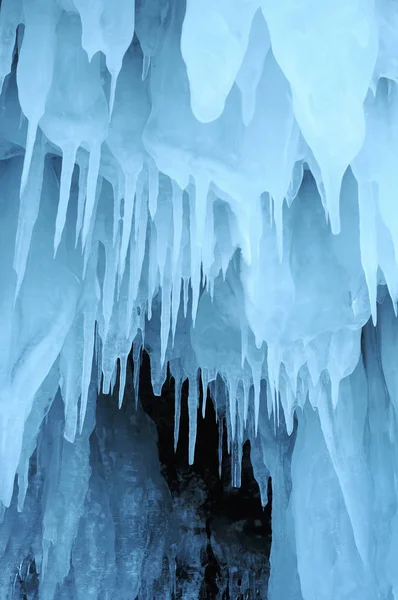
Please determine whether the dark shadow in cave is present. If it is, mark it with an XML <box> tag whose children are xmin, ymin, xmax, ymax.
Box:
<box><xmin>135</xmin><ymin>349</ymin><xmax>273</xmax><ymax>599</ymax></box>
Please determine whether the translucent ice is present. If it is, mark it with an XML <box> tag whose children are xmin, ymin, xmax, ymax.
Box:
<box><xmin>2</xmin><ymin>0</ymin><xmax>398</xmax><ymax>598</ymax></box>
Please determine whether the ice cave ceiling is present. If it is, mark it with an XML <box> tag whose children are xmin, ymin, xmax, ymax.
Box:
<box><xmin>1</xmin><ymin>0</ymin><xmax>398</xmax><ymax>598</ymax></box>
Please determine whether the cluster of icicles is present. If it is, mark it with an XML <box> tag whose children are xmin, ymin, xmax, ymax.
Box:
<box><xmin>1</xmin><ymin>0</ymin><xmax>397</xmax><ymax>501</ymax></box>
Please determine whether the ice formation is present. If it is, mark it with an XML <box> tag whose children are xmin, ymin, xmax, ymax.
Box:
<box><xmin>1</xmin><ymin>0</ymin><xmax>398</xmax><ymax>597</ymax></box>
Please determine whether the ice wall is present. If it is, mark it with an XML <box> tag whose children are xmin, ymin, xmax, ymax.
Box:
<box><xmin>1</xmin><ymin>0</ymin><xmax>398</xmax><ymax>597</ymax></box>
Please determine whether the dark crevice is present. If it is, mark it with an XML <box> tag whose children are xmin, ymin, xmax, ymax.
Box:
<box><xmin>137</xmin><ymin>349</ymin><xmax>272</xmax><ymax>598</ymax></box>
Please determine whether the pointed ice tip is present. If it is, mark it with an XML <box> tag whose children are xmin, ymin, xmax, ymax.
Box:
<box><xmin>20</xmin><ymin>118</ymin><xmax>39</xmax><ymax>199</ymax></box>
<box><xmin>330</xmin><ymin>213</ymin><xmax>341</xmax><ymax>236</ymax></box>
<box><xmin>108</xmin><ymin>74</ymin><xmax>118</xmax><ymax>122</ymax></box>
<box><xmin>118</xmin><ymin>387</ymin><xmax>124</xmax><ymax>409</ymax></box>
<box><xmin>142</xmin><ymin>55</ymin><xmax>151</xmax><ymax>81</ymax></box>
<box><xmin>53</xmin><ymin>235</ymin><xmax>61</xmax><ymax>259</ymax></box>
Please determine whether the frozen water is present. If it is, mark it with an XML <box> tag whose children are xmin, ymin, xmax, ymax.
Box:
<box><xmin>1</xmin><ymin>0</ymin><xmax>398</xmax><ymax>597</ymax></box>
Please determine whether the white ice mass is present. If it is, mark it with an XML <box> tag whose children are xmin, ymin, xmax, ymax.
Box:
<box><xmin>1</xmin><ymin>0</ymin><xmax>398</xmax><ymax>597</ymax></box>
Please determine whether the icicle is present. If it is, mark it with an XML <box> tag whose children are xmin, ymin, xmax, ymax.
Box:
<box><xmin>79</xmin><ymin>275</ymin><xmax>98</xmax><ymax>434</ymax></box>
<box><xmin>0</xmin><ymin>0</ymin><xmax>23</xmax><ymax>95</ymax></box>
<box><xmin>83</xmin><ymin>177</ymin><xmax>103</xmax><ymax>279</ymax></box>
<box><xmin>172</xmin><ymin>180</ymin><xmax>183</xmax><ymax>274</ymax></box>
<box><xmin>95</xmin><ymin>328</ymin><xmax>102</xmax><ymax>392</ymax></box>
<box><xmin>75</xmin><ymin>157</ymin><xmax>88</xmax><ymax>248</ymax></box>
<box><xmin>243</xmin><ymin>377</ymin><xmax>250</xmax><ymax>426</ymax></box>
<box><xmin>17</xmin><ymin>0</ymin><xmax>58</xmax><ymax>194</ymax></box>
<box><xmin>160</xmin><ymin>256</ymin><xmax>172</xmax><ymax>366</ymax></box>
<box><xmin>82</xmin><ymin>144</ymin><xmax>101</xmax><ymax>248</ymax></box>
<box><xmin>323</xmin><ymin>169</ymin><xmax>343</xmax><ymax>235</ymax></box>
<box><xmin>171</xmin><ymin>276</ymin><xmax>182</xmax><ymax>343</ymax></box>
<box><xmin>108</xmin><ymin>70</ymin><xmax>119</xmax><ymax>120</ymax></box>
<box><xmin>252</xmin><ymin>363</ymin><xmax>261</xmax><ymax>435</ymax></box>
<box><xmin>228</xmin><ymin>378</ymin><xmax>238</xmax><ymax>441</ymax></box>
<box><xmin>118</xmin><ymin>355</ymin><xmax>127</xmax><ymax>408</ymax></box>
<box><xmin>148</xmin><ymin>161</ymin><xmax>159</xmax><ymax>217</ymax></box>
<box><xmin>14</xmin><ymin>133</ymin><xmax>45</xmax><ymax>301</ymax></box>
<box><xmin>188</xmin><ymin>374</ymin><xmax>198</xmax><ymax>465</ymax></box>
<box><xmin>20</xmin><ymin>118</ymin><xmax>39</xmax><ymax>197</ymax></box>
<box><xmin>357</xmin><ymin>182</ymin><xmax>378</xmax><ymax>325</ymax></box>
<box><xmin>218</xmin><ymin>416</ymin><xmax>223</xmax><ymax>478</ymax></box>
<box><xmin>110</xmin><ymin>362</ymin><xmax>118</xmax><ymax>396</ymax></box>
<box><xmin>142</xmin><ymin>54</ymin><xmax>151</xmax><ymax>80</ymax></box>
<box><xmin>119</xmin><ymin>172</ymin><xmax>138</xmax><ymax>280</ymax></box>
<box><xmin>201</xmin><ymin>369</ymin><xmax>208</xmax><ymax>419</ymax></box>
<box><xmin>54</xmin><ymin>143</ymin><xmax>78</xmax><ymax>256</ymax></box>
<box><xmin>183</xmin><ymin>277</ymin><xmax>189</xmax><ymax>318</ymax></box>
<box><xmin>102</xmin><ymin>235</ymin><xmax>118</xmax><ymax>343</ymax></box>
<box><xmin>231</xmin><ymin>438</ymin><xmax>242</xmax><ymax>488</ymax></box>
<box><xmin>174</xmin><ymin>375</ymin><xmax>182</xmax><ymax>453</ymax></box>
<box><xmin>273</xmin><ymin>194</ymin><xmax>284</xmax><ymax>262</ymax></box>
<box><xmin>194</xmin><ymin>176</ymin><xmax>209</xmax><ymax>254</ymax></box>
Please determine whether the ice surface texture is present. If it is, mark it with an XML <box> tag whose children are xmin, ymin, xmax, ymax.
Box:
<box><xmin>0</xmin><ymin>0</ymin><xmax>397</xmax><ymax>597</ymax></box>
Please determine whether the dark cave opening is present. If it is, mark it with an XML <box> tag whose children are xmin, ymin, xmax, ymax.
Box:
<box><xmin>136</xmin><ymin>350</ymin><xmax>273</xmax><ymax>598</ymax></box>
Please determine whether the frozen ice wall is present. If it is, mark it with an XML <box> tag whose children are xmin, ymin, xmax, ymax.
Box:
<box><xmin>1</xmin><ymin>0</ymin><xmax>398</xmax><ymax>597</ymax></box>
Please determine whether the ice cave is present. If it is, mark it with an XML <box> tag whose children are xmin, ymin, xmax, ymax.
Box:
<box><xmin>1</xmin><ymin>0</ymin><xmax>398</xmax><ymax>598</ymax></box>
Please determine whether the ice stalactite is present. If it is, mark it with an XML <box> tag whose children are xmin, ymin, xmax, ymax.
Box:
<box><xmin>2</xmin><ymin>0</ymin><xmax>398</xmax><ymax>597</ymax></box>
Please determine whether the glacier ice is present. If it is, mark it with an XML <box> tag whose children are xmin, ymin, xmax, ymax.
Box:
<box><xmin>2</xmin><ymin>0</ymin><xmax>398</xmax><ymax>597</ymax></box>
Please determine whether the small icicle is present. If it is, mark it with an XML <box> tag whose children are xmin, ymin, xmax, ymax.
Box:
<box><xmin>110</xmin><ymin>362</ymin><xmax>118</xmax><ymax>396</ymax></box>
<box><xmin>183</xmin><ymin>277</ymin><xmax>189</xmax><ymax>318</ymax></box>
<box><xmin>133</xmin><ymin>342</ymin><xmax>141</xmax><ymax>408</ymax></box>
<box><xmin>190</xmin><ymin>264</ymin><xmax>201</xmax><ymax>326</ymax></box>
<box><xmin>142</xmin><ymin>54</ymin><xmax>151</xmax><ymax>81</ymax></box>
<box><xmin>188</xmin><ymin>375</ymin><xmax>198</xmax><ymax>465</ymax></box>
<box><xmin>275</xmin><ymin>387</ymin><xmax>280</xmax><ymax>429</ymax></box>
<box><xmin>252</xmin><ymin>364</ymin><xmax>261</xmax><ymax>435</ymax></box>
<box><xmin>82</xmin><ymin>143</ymin><xmax>102</xmax><ymax>248</ymax></box>
<box><xmin>174</xmin><ymin>375</ymin><xmax>182</xmax><ymax>452</ymax></box>
<box><xmin>14</xmin><ymin>132</ymin><xmax>45</xmax><ymax>302</ymax></box>
<box><xmin>218</xmin><ymin>417</ymin><xmax>223</xmax><ymax>478</ymax></box>
<box><xmin>148</xmin><ymin>162</ymin><xmax>159</xmax><ymax>218</ymax></box>
<box><xmin>20</xmin><ymin>116</ymin><xmax>39</xmax><ymax>196</ymax></box>
<box><xmin>95</xmin><ymin>328</ymin><xmax>102</xmax><ymax>391</ymax></box>
<box><xmin>273</xmin><ymin>194</ymin><xmax>284</xmax><ymax>262</ymax></box>
<box><xmin>209</xmin><ymin>278</ymin><xmax>215</xmax><ymax>301</ymax></box>
<box><xmin>241</xmin><ymin>324</ymin><xmax>248</xmax><ymax>370</ymax></box>
<box><xmin>201</xmin><ymin>369</ymin><xmax>208</xmax><ymax>419</ymax></box>
<box><xmin>160</xmin><ymin>264</ymin><xmax>172</xmax><ymax>366</ymax></box>
<box><xmin>324</xmin><ymin>169</ymin><xmax>342</xmax><ymax>236</ymax></box>
<box><xmin>172</xmin><ymin>181</ymin><xmax>183</xmax><ymax>274</ymax></box>
<box><xmin>118</xmin><ymin>355</ymin><xmax>127</xmax><ymax>408</ymax></box>
<box><xmin>119</xmin><ymin>172</ymin><xmax>138</xmax><ymax>280</ymax></box>
<box><xmin>228</xmin><ymin>378</ymin><xmax>238</xmax><ymax>441</ymax></box>
<box><xmin>357</xmin><ymin>182</ymin><xmax>378</xmax><ymax>325</ymax></box>
<box><xmin>231</xmin><ymin>438</ymin><xmax>242</xmax><ymax>488</ymax></box>
<box><xmin>113</xmin><ymin>183</ymin><xmax>122</xmax><ymax>247</ymax></box>
<box><xmin>102</xmin><ymin>243</ymin><xmax>118</xmax><ymax>343</ymax></box>
<box><xmin>79</xmin><ymin>305</ymin><xmax>97</xmax><ymax>434</ymax></box>
<box><xmin>330</xmin><ymin>374</ymin><xmax>340</xmax><ymax>410</ymax></box>
<box><xmin>54</xmin><ymin>143</ymin><xmax>78</xmax><ymax>256</ymax></box>
<box><xmin>171</xmin><ymin>275</ymin><xmax>182</xmax><ymax>343</ymax></box>
<box><xmin>108</xmin><ymin>69</ymin><xmax>119</xmax><ymax>120</ymax></box>
<box><xmin>194</xmin><ymin>176</ymin><xmax>209</xmax><ymax>249</ymax></box>
<box><xmin>243</xmin><ymin>378</ymin><xmax>250</xmax><ymax>426</ymax></box>
<box><xmin>83</xmin><ymin>180</ymin><xmax>102</xmax><ymax>279</ymax></box>
<box><xmin>189</xmin><ymin>188</ymin><xmax>201</xmax><ymax>325</ymax></box>
<box><xmin>75</xmin><ymin>158</ymin><xmax>88</xmax><ymax>248</ymax></box>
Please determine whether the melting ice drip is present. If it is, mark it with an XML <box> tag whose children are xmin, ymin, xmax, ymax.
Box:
<box><xmin>0</xmin><ymin>0</ymin><xmax>397</xmax><ymax>598</ymax></box>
